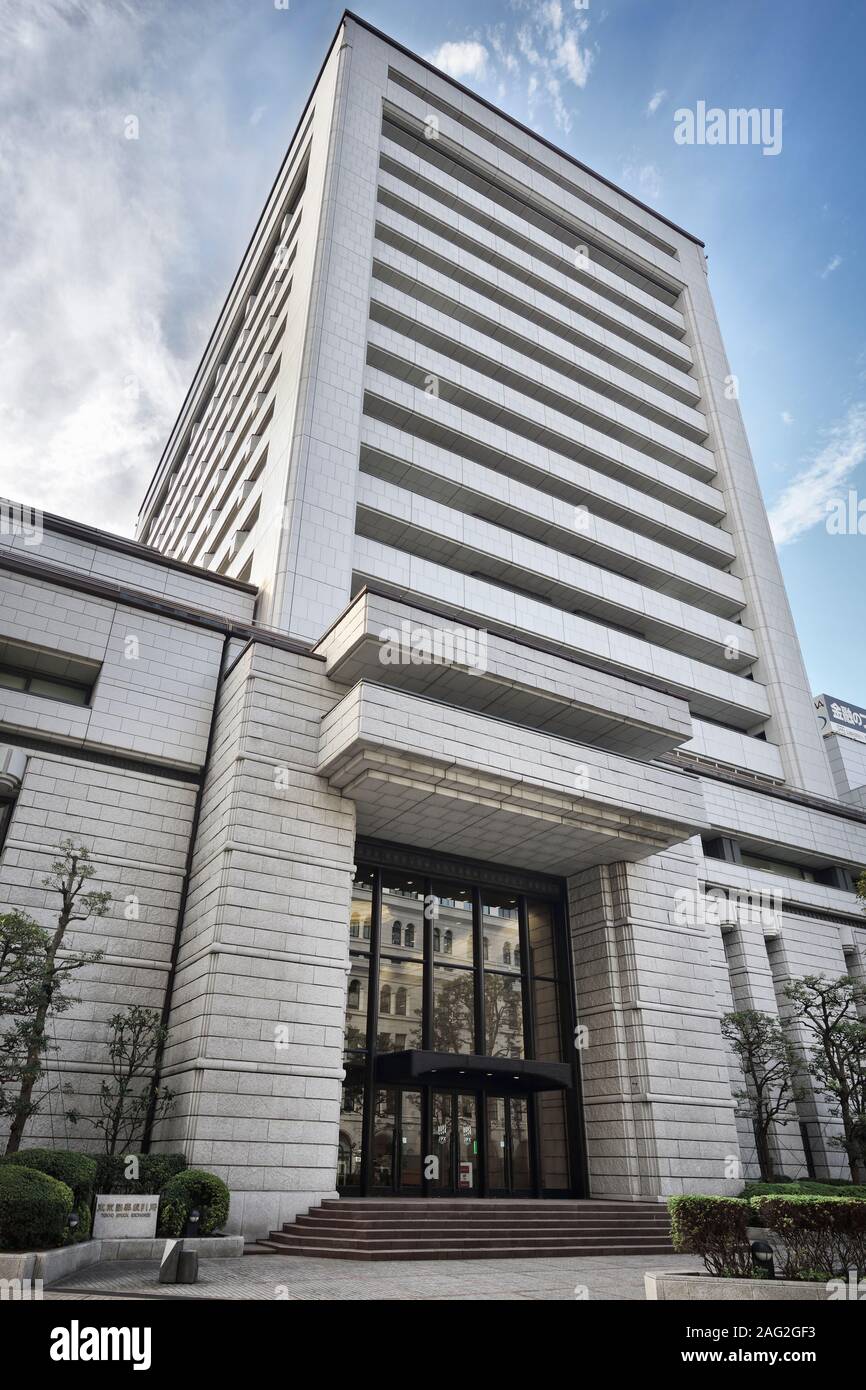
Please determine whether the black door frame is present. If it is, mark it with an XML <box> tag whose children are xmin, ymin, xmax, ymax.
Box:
<box><xmin>429</xmin><ymin>1089</ymin><xmax>480</xmax><ymax>1196</ymax></box>
<box><xmin>346</xmin><ymin>841</ymin><xmax>590</xmax><ymax>1199</ymax></box>
<box><xmin>485</xmin><ymin>1093</ymin><xmax>535</xmax><ymax>1196</ymax></box>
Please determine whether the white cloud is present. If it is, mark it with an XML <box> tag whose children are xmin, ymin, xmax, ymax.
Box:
<box><xmin>781</xmin><ymin>411</ymin><xmax>794</xmax><ymax>426</ymax></box>
<box><xmin>428</xmin><ymin>40</ymin><xmax>489</xmax><ymax>82</ymax></box>
<box><xmin>0</xmin><ymin>0</ymin><xmax>272</xmax><ymax>537</ymax></box>
<box><xmin>769</xmin><ymin>402</ymin><xmax>866</xmax><ymax>546</ymax></box>
<box><xmin>821</xmin><ymin>254</ymin><xmax>842</xmax><ymax>279</ymax></box>
<box><xmin>646</xmin><ymin>89</ymin><xmax>667</xmax><ymax>116</ymax></box>
<box><xmin>621</xmin><ymin>161</ymin><xmax>662</xmax><ymax>202</ymax></box>
<box><xmin>554</xmin><ymin>30</ymin><xmax>594</xmax><ymax>88</ymax></box>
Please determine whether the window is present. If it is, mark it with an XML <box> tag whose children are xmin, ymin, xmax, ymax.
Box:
<box><xmin>740</xmin><ymin>851</ymin><xmax>816</xmax><ymax>883</ymax></box>
<box><xmin>404</xmin><ymin>923</ymin><xmax>415</xmax><ymax>948</ymax></box>
<box><xmin>0</xmin><ymin>638</ymin><xmax>99</xmax><ymax>708</ymax></box>
<box><xmin>347</xmin><ymin>980</ymin><xmax>361</xmax><ymax>1010</ymax></box>
<box><xmin>350</xmin><ymin>915</ymin><xmax>360</xmax><ymax>939</ymax></box>
<box><xmin>391</xmin><ymin>922</ymin><xmax>402</xmax><ymax>946</ymax></box>
<box><xmin>379</xmin><ymin>985</ymin><xmax>391</xmax><ymax>1014</ymax></box>
<box><xmin>443</xmin><ymin>930</ymin><xmax>453</xmax><ymax>955</ymax></box>
<box><xmin>395</xmin><ymin>987</ymin><xmax>407</xmax><ymax>1016</ymax></box>
<box><xmin>502</xmin><ymin>943</ymin><xmax>511</xmax><ymax>966</ymax></box>
<box><xmin>433</xmin><ymin>927</ymin><xmax>441</xmax><ymax>953</ymax></box>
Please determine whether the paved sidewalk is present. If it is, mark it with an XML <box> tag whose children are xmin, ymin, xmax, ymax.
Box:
<box><xmin>45</xmin><ymin>1252</ymin><xmax>698</xmax><ymax>1301</ymax></box>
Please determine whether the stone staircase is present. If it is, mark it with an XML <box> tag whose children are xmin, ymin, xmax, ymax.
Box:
<box><xmin>255</xmin><ymin>1198</ymin><xmax>674</xmax><ymax>1260</ymax></box>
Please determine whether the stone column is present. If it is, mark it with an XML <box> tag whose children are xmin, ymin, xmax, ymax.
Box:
<box><xmin>568</xmin><ymin>842</ymin><xmax>742</xmax><ymax>1199</ymax></box>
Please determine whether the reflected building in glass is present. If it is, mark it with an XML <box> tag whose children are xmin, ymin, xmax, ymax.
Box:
<box><xmin>339</xmin><ymin>855</ymin><xmax>576</xmax><ymax>1196</ymax></box>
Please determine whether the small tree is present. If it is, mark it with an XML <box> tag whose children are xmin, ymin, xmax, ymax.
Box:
<box><xmin>3</xmin><ymin>842</ymin><xmax>107</xmax><ymax>1153</ymax></box>
<box><xmin>77</xmin><ymin>1006</ymin><xmax>175</xmax><ymax>1155</ymax></box>
<box><xmin>783</xmin><ymin>974</ymin><xmax>866</xmax><ymax>1184</ymax></box>
<box><xmin>0</xmin><ymin>911</ymin><xmax>51</xmax><ymax>1127</ymax></box>
<box><xmin>721</xmin><ymin>1009</ymin><xmax>801</xmax><ymax>1181</ymax></box>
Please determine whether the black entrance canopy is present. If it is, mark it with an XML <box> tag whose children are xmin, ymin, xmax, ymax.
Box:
<box><xmin>373</xmin><ymin>1050</ymin><xmax>573</xmax><ymax>1094</ymax></box>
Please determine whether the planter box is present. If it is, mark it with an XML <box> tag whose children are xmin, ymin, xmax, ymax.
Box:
<box><xmin>0</xmin><ymin>1240</ymin><xmax>102</xmax><ymax>1287</ymax></box>
<box><xmin>0</xmin><ymin>1235</ymin><xmax>244</xmax><ymax>1288</ymax></box>
<box><xmin>99</xmin><ymin>1235</ymin><xmax>244</xmax><ymax>1261</ymax></box>
<box><xmin>646</xmin><ymin>1270</ymin><xmax>841</xmax><ymax>1301</ymax></box>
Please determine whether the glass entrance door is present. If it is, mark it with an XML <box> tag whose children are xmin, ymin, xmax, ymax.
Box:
<box><xmin>371</xmin><ymin>1087</ymin><xmax>423</xmax><ymax>1193</ymax></box>
<box><xmin>486</xmin><ymin>1095</ymin><xmax>534</xmax><ymax>1195</ymax></box>
<box><xmin>431</xmin><ymin>1092</ymin><xmax>479</xmax><ymax>1195</ymax></box>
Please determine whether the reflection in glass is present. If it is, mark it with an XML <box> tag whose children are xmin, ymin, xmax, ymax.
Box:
<box><xmin>376</xmin><ymin>958</ymin><xmax>422</xmax><ymax>1051</ymax></box>
<box><xmin>484</xmin><ymin>972</ymin><xmax>524</xmax><ymax>1057</ymax></box>
<box><xmin>481</xmin><ymin>889</ymin><xmax>521</xmax><ymax>975</ymax></box>
<box><xmin>486</xmin><ymin>1096</ymin><xmax>507</xmax><ymax>1188</ymax></box>
<box><xmin>509</xmin><ymin>1097</ymin><xmax>532</xmax><ymax>1191</ymax></box>
<box><xmin>433</xmin><ymin>965</ymin><xmax>475</xmax><ymax>1053</ymax></box>
<box><xmin>381</xmin><ymin>870</ymin><xmax>425</xmax><ymax>959</ymax></box>
<box><xmin>350</xmin><ymin>863</ymin><xmax>375</xmax><ymax>950</ymax></box>
<box><xmin>400</xmin><ymin>1090</ymin><xmax>423</xmax><ymax>1190</ymax></box>
<box><xmin>337</xmin><ymin>1077</ymin><xmax>364</xmax><ymax>1191</ymax></box>
<box><xmin>372</xmin><ymin>1088</ymin><xmax>396</xmax><ymax>1189</ymax></box>
<box><xmin>431</xmin><ymin>879</ymin><xmax>474</xmax><ymax>963</ymax></box>
<box><xmin>344</xmin><ymin>956</ymin><xmax>368</xmax><ymax>1058</ymax></box>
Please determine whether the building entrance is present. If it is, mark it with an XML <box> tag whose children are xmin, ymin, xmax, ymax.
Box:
<box><xmin>337</xmin><ymin>846</ymin><xmax>587</xmax><ymax>1199</ymax></box>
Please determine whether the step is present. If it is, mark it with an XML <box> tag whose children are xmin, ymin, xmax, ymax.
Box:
<box><xmin>254</xmin><ymin>1241</ymin><xmax>676</xmax><ymax>1261</ymax></box>
<box><xmin>268</xmin><ymin>1234</ymin><xmax>675</xmax><ymax>1256</ymax></box>
<box><xmin>293</xmin><ymin>1217</ymin><xmax>670</xmax><ymax>1228</ymax></box>
<box><xmin>296</xmin><ymin>1217</ymin><xmax>670</xmax><ymax>1228</ymax></box>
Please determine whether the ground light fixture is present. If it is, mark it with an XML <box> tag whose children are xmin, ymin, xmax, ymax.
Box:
<box><xmin>751</xmin><ymin>1240</ymin><xmax>776</xmax><ymax>1279</ymax></box>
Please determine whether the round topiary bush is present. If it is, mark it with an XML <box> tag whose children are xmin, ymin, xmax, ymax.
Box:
<box><xmin>0</xmin><ymin>1149</ymin><xmax>97</xmax><ymax>1243</ymax></box>
<box><xmin>0</xmin><ymin>1165</ymin><xmax>74</xmax><ymax>1251</ymax></box>
<box><xmin>157</xmin><ymin>1169</ymin><xmax>230</xmax><ymax>1237</ymax></box>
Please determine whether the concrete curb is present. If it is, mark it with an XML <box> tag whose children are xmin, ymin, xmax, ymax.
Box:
<box><xmin>0</xmin><ymin>1235</ymin><xmax>244</xmax><ymax>1285</ymax></box>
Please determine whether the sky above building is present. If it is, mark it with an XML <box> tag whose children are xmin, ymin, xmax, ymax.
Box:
<box><xmin>1</xmin><ymin>0</ymin><xmax>864</xmax><ymax>698</ymax></box>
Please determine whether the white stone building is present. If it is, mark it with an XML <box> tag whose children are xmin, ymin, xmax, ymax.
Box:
<box><xmin>2</xmin><ymin>13</ymin><xmax>865</xmax><ymax>1238</ymax></box>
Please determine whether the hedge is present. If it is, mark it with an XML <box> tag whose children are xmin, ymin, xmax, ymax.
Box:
<box><xmin>0</xmin><ymin>1149</ymin><xmax>97</xmax><ymax>1243</ymax></box>
<box><xmin>670</xmin><ymin>1192</ymin><xmax>866</xmax><ymax>1280</ymax></box>
<box><xmin>0</xmin><ymin>1166</ymin><xmax>74</xmax><ymax>1251</ymax></box>
<box><xmin>157</xmin><ymin>1169</ymin><xmax>230</xmax><ymax>1238</ymax></box>
<box><xmin>668</xmin><ymin>1195</ymin><xmax>753</xmax><ymax>1277</ymax></box>
<box><xmin>94</xmin><ymin>1152</ymin><xmax>187</xmax><ymax>1196</ymax></box>
<box><xmin>752</xmin><ymin>1195</ymin><xmax>866</xmax><ymax>1280</ymax></box>
<box><xmin>743</xmin><ymin>1179</ymin><xmax>866</xmax><ymax>1201</ymax></box>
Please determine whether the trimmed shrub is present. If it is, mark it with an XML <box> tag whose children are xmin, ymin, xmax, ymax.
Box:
<box><xmin>751</xmin><ymin>1195</ymin><xmax>866</xmax><ymax>1280</ymax></box>
<box><xmin>94</xmin><ymin>1152</ymin><xmax>187</xmax><ymax>1196</ymax></box>
<box><xmin>668</xmin><ymin>1195</ymin><xmax>753</xmax><ymax>1277</ymax></box>
<box><xmin>157</xmin><ymin>1169</ymin><xmax>230</xmax><ymax>1238</ymax></box>
<box><xmin>0</xmin><ymin>1149</ymin><xmax>97</xmax><ymax>1243</ymax></box>
<box><xmin>743</xmin><ymin>1179</ymin><xmax>866</xmax><ymax>1201</ymax></box>
<box><xmin>0</xmin><ymin>1166</ymin><xmax>74</xmax><ymax>1251</ymax></box>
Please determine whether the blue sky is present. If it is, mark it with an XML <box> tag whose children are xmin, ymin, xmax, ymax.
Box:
<box><xmin>1</xmin><ymin>0</ymin><xmax>864</xmax><ymax>698</ymax></box>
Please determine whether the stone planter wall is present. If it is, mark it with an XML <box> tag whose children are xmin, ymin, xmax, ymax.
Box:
<box><xmin>0</xmin><ymin>1234</ymin><xmax>244</xmax><ymax>1287</ymax></box>
<box><xmin>646</xmin><ymin>1271</ymin><xmax>840</xmax><ymax>1301</ymax></box>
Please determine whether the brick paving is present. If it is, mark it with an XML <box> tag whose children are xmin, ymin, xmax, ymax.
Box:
<box><xmin>45</xmin><ymin>1252</ymin><xmax>698</xmax><ymax>1301</ymax></box>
